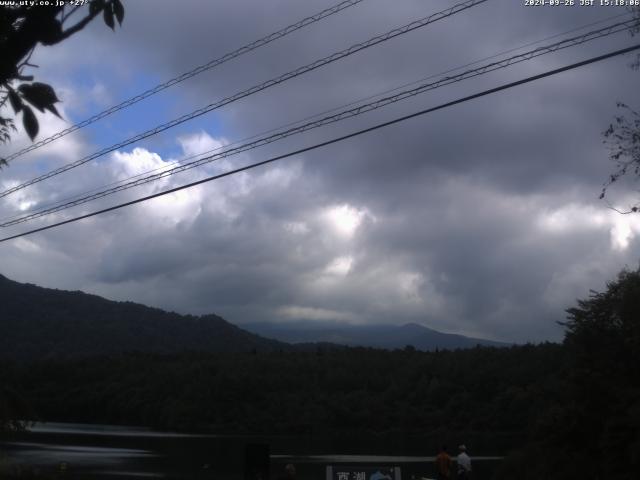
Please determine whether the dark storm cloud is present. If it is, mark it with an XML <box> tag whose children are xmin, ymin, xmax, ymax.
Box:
<box><xmin>1</xmin><ymin>0</ymin><xmax>639</xmax><ymax>342</ymax></box>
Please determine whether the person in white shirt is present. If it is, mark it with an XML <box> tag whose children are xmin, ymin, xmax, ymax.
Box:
<box><xmin>456</xmin><ymin>444</ymin><xmax>472</xmax><ymax>479</ymax></box>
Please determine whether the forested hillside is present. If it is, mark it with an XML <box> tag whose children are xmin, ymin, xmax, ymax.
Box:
<box><xmin>0</xmin><ymin>274</ymin><xmax>500</xmax><ymax>358</ymax></box>
<box><xmin>0</xmin><ymin>274</ymin><xmax>285</xmax><ymax>359</ymax></box>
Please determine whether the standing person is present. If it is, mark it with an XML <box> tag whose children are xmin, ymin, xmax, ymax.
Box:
<box><xmin>276</xmin><ymin>464</ymin><xmax>296</xmax><ymax>480</ymax></box>
<box><xmin>456</xmin><ymin>445</ymin><xmax>472</xmax><ymax>480</ymax></box>
<box><xmin>435</xmin><ymin>445</ymin><xmax>452</xmax><ymax>480</ymax></box>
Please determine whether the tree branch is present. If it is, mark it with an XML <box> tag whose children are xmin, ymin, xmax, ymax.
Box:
<box><xmin>58</xmin><ymin>7</ymin><xmax>104</xmax><ymax>41</ymax></box>
<box><xmin>60</xmin><ymin>4</ymin><xmax>83</xmax><ymax>24</ymax></box>
<box><xmin>604</xmin><ymin>199</ymin><xmax>638</xmax><ymax>214</ymax></box>
<box><xmin>17</xmin><ymin>46</ymin><xmax>36</xmax><ymax>73</ymax></box>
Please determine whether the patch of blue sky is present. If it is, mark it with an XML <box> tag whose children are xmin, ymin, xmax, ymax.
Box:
<box><xmin>30</xmin><ymin>159</ymin><xmax>54</xmax><ymax>175</ymax></box>
<box><xmin>63</xmin><ymin>69</ymin><xmax>226</xmax><ymax>163</ymax></box>
<box><xmin>94</xmin><ymin>107</ymin><xmax>226</xmax><ymax>163</ymax></box>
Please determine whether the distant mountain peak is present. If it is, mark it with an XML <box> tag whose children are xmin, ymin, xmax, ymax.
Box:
<box><xmin>244</xmin><ymin>321</ymin><xmax>508</xmax><ymax>351</ymax></box>
<box><xmin>399</xmin><ymin>322</ymin><xmax>430</xmax><ymax>331</ymax></box>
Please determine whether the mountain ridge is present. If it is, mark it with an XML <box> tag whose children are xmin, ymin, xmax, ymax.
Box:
<box><xmin>242</xmin><ymin>319</ymin><xmax>508</xmax><ymax>350</ymax></box>
<box><xmin>0</xmin><ymin>273</ymin><xmax>507</xmax><ymax>360</ymax></box>
<box><xmin>0</xmin><ymin>273</ymin><xmax>287</xmax><ymax>360</ymax></box>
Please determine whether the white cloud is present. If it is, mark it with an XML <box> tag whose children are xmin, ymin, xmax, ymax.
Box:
<box><xmin>323</xmin><ymin>204</ymin><xmax>372</xmax><ymax>238</ymax></box>
<box><xmin>88</xmin><ymin>83</ymin><xmax>113</xmax><ymax>108</ymax></box>
<box><xmin>397</xmin><ymin>272</ymin><xmax>425</xmax><ymax>303</ymax></box>
<box><xmin>0</xmin><ymin>179</ymin><xmax>41</xmax><ymax>214</ymax></box>
<box><xmin>1</xmin><ymin>102</ymin><xmax>87</xmax><ymax>166</ymax></box>
<box><xmin>111</xmin><ymin>147</ymin><xmax>168</xmax><ymax>179</ymax></box>
<box><xmin>277</xmin><ymin>305</ymin><xmax>359</xmax><ymax>322</ymax></box>
<box><xmin>536</xmin><ymin>204</ymin><xmax>606</xmax><ymax>233</ymax></box>
<box><xmin>13</xmin><ymin>238</ymin><xmax>42</xmax><ymax>253</ymax></box>
<box><xmin>609</xmin><ymin>214</ymin><xmax>640</xmax><ymax>252</ymax></box>
<box><xmin>284</xmin><ymin>221</ymin><xmax>309</xmax><ymax>235</ymax></box>
<box><xmin>536</xmin><ymin>203</ymin><xmax>640</xmax><ymax>252</ymax></box>
<box><xmin>542</xmin><ymin>260</ymin><xmax>610</xmax><ymax>312</ymax></box>
<box><xmin>177</xmin><ymin>131</ymin><xmax>227</xmax><ymax>160</ymax></box>
<box><xmin>108</xmin><ymin>147</ymin><xmax>205</xmax><ymax>227</ymax></box>
<box><xmin>324</xmin><ymin>255</ymin><xmax>353</xmax><ymax>276</ymax></box>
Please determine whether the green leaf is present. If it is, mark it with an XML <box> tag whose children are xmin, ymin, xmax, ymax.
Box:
<box><xmin>22</xmin><ymin>105</ymin><xmax>39</xmax><ymax>141</ymax></box>
<box><xmin>113</xmin><ymin>0</ymin><xmax>124</xmax><ymax>25</ymax></box>
<box><xmin>103</xmin><ymin>4</ymin><xmax>115</xmax><ymax>30</ymax></box>
<box><xmin>8</xmin><ymin>88</ymin><xmax>22</xmax><ymax>113</ymax></box>
<box><xmin>18</xmin><ymin>82</ymin><xmax>59</xmax><ymax>113</ymax></box>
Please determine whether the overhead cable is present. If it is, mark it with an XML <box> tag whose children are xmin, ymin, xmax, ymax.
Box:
<box><xmin>1</xmin><ymin>43</ymin><xmax>638</xmax><ymax>243</ymax></box>
<box><xmin>0</xmin><ymin>0</ymin><xmax>488</xmax><ymax>198</ymax></box>
<box><xmin>2</xmin><ymin>17</ymin><xmax>636</xmax><ymax>227</ymax></box>
<box><xmin>14</xmin><ymin>8</ymin><xmax>630</xmax><ymax>224</ymax></box>
<box><xmin>1</xmin><ymin>0</ymin><xmax>366</xmax><ymax>163</ymax></box>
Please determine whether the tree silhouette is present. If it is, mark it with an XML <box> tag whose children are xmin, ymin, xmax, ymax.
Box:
<box><xmin>0</xmin><ymin>0</ymin><xmax>125</xmax><ymax>436</ymax></box>
<box><xmin>601</xmin><ymin>102</ymin><xmax>640</xmax><ymax>213</ymax></box>
<box><xmin>0</xmin><ymin>0</ymin><xmax>125</xmax><ymax>166</ymax></box>
<box><xmin>600</xmin><ymin>6</ymin><xmax>640</xmax><ymax>212</ymax></box>
<box><xmin>497</xmin><ymin>267</ymin><xmax>640</xmax><ymax>480</ymax></box>
<box><xmin>0</xmin><ymin>385</ymin><xmax>32</xmax><ymax>437</ymax></box>
<box><xmin>562</xmin><ymin>268</ymin><xmax>640</xmax><ymax>478</ymax></box>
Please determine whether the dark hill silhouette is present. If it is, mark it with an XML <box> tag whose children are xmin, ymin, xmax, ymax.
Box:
<box><xmin>0</xmin><ymin>274</ymin><xmax>286</xmax><ymax>360</ymax></box>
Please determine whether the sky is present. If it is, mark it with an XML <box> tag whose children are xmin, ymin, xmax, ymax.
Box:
<box><xmin>1</xmin><ymin>0</ymin><xmax>640</xmax><ymax>343</ymax></box>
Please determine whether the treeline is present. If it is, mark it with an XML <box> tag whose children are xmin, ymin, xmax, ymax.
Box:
<box><xmin>1</xmin><ymin>343</ymin><xmax>563</xmax><ymax>450</ymax></box>
<box><xmin>497</xmin><ymin>268</ymin><xmax>640</xmax><ymax>480</ymax></box>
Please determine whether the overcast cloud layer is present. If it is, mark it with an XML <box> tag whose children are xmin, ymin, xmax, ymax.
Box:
<box><xmin>1</xmin><ymin>0</ymin><xmax>640</xmax><ymax>342</ymax></box>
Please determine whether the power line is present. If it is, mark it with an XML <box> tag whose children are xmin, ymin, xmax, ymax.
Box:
<box><xmin>8</xmin><ymin>8</ymin><xmax>632</xmax><ymax>221</ymax></box>
<box><xmin>0</xmin><ymin>0</ymin><xmax>488</xmax><ymax>199</ymax></box>
<box><xmin>1</xmin><ymin>0</ymin><xmax>366</xmax><ymax>163</ymax></box>
<box><xmin>1</xmin><ymin>43</ymin><xmax>638</xmax><ymax>244</ymax></box>
<box><xmin>2</xmin><ymin>17</ymin><xmax>635</xmax><ymax>227</ymax></box>
<box><xmin>16</xmin><ymin>5</ymin><xmax>629</xmax><ymax>222</ymax></box>
<box><xmin>10</xmin><ymin>9</ymin><xmax>630</xmax><ymax>225</ymax></box>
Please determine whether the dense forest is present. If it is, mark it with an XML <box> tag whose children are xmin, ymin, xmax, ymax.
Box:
<box><xmin>0</xmin><ymin>344</ymin><xmax>562</xmax><ymax>444</ymax></box>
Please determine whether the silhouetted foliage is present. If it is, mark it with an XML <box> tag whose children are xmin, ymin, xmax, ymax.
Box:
<box><xmin>0</xmin><ymin>384</ymin><xmax>31</xmax><ymax>437</ymax></box>
<box><xmin>631</xmin><ymin>6</ymin><xmax>640</xmax><ymax>70</ymax></box>
<box><xmin>601</xmin><ymin>103</ymin><xmax>640</xmax><ymax>212</ymax></box>
<box><xmin>600</xmin><ymin>7</ymin><xmax>640</xmax><ymax>211</ymax></box>
<box><xmin>0</xmin><ymin>344</ymin><xmax>564</xmax><ymax>449</ymax></box>
<box><xmin>0</xmin><ymin>0</ymin><xmax>124</xmax><ymax>165</ymax></box>
<box><xmin>497</xmin><ymin>267</ymin><xmax>640</xmax><ymax>480</ymax></box>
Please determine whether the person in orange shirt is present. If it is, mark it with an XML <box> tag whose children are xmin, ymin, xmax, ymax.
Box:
<box><xmin>435</xmin><ymin>445</ymin><xmax>452</xmax><ymax>480</ymax></box>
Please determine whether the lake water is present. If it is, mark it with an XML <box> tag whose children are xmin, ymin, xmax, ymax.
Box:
<box><xmin>0</xmin><ymin>423</ymin><xmax>502</xmax><ymax>479</ymax></box>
